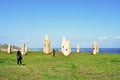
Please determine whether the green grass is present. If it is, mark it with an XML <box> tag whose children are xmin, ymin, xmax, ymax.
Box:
<box><xmin>0</xmin><ymin>51</ymin><xmax>120</xmax><ymax>80</ymax></box>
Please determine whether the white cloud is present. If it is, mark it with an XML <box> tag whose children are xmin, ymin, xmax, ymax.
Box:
<box><xmin>112</xmin><ymin>36</ymin><xmax>120</xmax><ymax>40</ymax></box>
<box><xmin>98</xmin><ymin>36</ymin><xmax>108</xmax><ymax>41</ymax></box>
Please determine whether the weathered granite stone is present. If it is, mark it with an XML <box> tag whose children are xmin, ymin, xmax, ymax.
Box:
<box><xmin>7</xmin><ymin>44</ymin><xmax>11</xmax><ymax>53</ymax></box>
<box><xmin>43</xmin><ymin>35</ymin><xmax>52</xmax><ymax>54</ymax></box>
<box><xmin>93</xmin><ymin>41</ymin><xmax>99</xmax><ymax>55</ymax></box>
<box><xmin>61</xmin><ymin>37</ymin><xmax>71</xmax><ymax>56</ymax></box>
<box><xmin>77</xmin><ymin>44</ymin><xmax>80</xmax><ymax>52</ymax></box>
<box><xmin>21</xmin><ymin>42</ymin><xmax>25</xmax><ymax>55</ymax></box>
<box><xmin>25</xmin><ymin>45</ymin><xmax>28</xmax><ymax>53</ymax></box>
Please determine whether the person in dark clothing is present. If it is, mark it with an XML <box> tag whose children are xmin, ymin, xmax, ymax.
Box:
<box><xmin>17</xmin><ymin>50</ymin><xmax>22</xmax><ymax>66</ymax></box>
<box><xmin>53</xmin><ymin>49</ymin><xmax>55</xmax><ymax>57</ymax></box>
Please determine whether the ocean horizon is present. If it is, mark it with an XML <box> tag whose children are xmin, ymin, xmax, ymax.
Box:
<box><xmin>29</xmin><ymin>48</ymin><xmax>120</xmax><ymax>54</ymax></box>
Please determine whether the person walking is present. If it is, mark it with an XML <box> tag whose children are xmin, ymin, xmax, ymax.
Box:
<box><xmin>53</xmin><ymin>49</ymin><xmax>55</xmax><ymax>57</ymax></box>
<box><xmin>17</xmin><ymin>50</ymin><xmax>22</xmax><ymax>66</ymax></box>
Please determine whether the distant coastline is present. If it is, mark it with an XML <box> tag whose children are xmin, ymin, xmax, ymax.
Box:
<box><xmin>29</xmin><ymin>48</ymin><xmax>120</xmax><ymax>54</ymax></box>
<box><xmin>1</xmin><ymin>44</ymin><xmax>119</xmax><ymax>54</ymax></box>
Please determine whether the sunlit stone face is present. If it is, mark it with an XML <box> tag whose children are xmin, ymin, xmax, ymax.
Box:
<box><xmin>61</xmin><ymin>37</ymin><xmax>71</xmax><ymax>56</ymax></box>
<box><xmin>77</xmin><ymin>44</ymin><xmax>80</xmax><ymax>52</ymax></box>
<box><xmin>93</xmin><ymin>41</ymin><xmax>99</xmax><ymax>55</ymax></box>
<box><xmin>21</xmin><ymin>42</ymin><xmax>25</xmax><ymax>55</ymax></box>
<box><xmin>7</xmin><ymin>44</ymin><xmax>11</xmax><ymax>54</ymax></box>
<box><xmin>44</xmin><ymin>35</ymin><xmax>52</xmax><ymax>54</ymax></box>
<box><xmin>25</xmin><ymin>45</ymin><xmax>28</xmax><ymax>53</ymax></box>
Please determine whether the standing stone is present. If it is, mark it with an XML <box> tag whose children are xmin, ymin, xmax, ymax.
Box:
<box><xmin>25</xmin><ymin>45</ymin><xmax>28</xmax><ymax>54</ymax></box>
<box><xmin>61</xmin><ymin>37</ymin><xmax>66</xmax><ymax>53</ymax></box>
<box><xmin>96</xmin><ymin>46</ymin><xmax>99</xmax><ymax>53</ymax></box>
<box><xmin>7</xmin><ymin>44</ymin><xmax>11</xmax><ymax>53</ymax></box>
<box><xmin>61</xmin><ymin>37</ymin><xmax>71</xmax><ymax>56</ymax></box>
<box><xmin>77</xmin><ymin>44</ymin><xmax>80</xmax><ymax>52</ymax></box>
<box><xmin>43</xmin><ymin>35</ymin><xmax>52</xmax><ymax>54</ymax></box>
<box><xmin>93</xmin><ymin>41</ymin><xmax>99</xmax><ymax>55</ymax></box>
<box><xmin>21</xmin><ymin>42</ymin><xmax>25</xmax><ymax>55</ymax></box>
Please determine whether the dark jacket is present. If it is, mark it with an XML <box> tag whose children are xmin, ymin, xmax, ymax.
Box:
<box><xmin>17</xmin><ymin>51</ymin><xmax>22</xmax><ymax>59</ymax></box>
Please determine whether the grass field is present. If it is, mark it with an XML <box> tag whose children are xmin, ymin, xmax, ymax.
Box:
<box><xmin>0</xmin><ymin>51</ymin><xmax>120</xmax><ymax>80</ymax></box>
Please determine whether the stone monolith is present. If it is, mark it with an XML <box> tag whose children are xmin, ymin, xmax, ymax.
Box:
<box><xmin>93</xmin><ymin>41</ymin><xmax>99</xmax><ymax>55</ymax></box>
<box><xmin>77</xmin><ymin>44</ymin><xmax>80</xmax><ymax>52</ymax></box>
<box><xmin>43</xmin><ymin>35</ymin><xmax>52</xmax><ymax>54</ymax></box>
<box><xmin>25</xmin><ymin>45</ymin><xmax>28</xmax><ymax>53</ymax></box>
<box><xmin>7</xmin><ymin>44</ymin><xmax>11</xmax><ymax>53</ymax></box>
<box><xmin>21</xmin><ymin>42</ymin><xmax>25</xmax><ymax>55</ymax></box>
<box><xmin>61</xmin><ymin>37</ymin><xmax>71</xmax><ymax>56</ymax></box>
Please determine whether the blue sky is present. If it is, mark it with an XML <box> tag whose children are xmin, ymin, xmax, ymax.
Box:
<box><xmin>0</xmin><ymin>0</ymin><xmax>120</xmax><ymax>48</ymax></box>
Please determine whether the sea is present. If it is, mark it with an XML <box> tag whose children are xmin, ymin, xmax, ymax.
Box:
<box><xmin>29</xmin><ymin>48</ymin><xmax>120</xmax><ymax>54</ymax></box>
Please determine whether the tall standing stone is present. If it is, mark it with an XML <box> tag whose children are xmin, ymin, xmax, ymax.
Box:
<box><xmin>21</xmin><ymin>42</ymin><xmax>25</xmax><ymax>55</ymax></box>
<box><xmin>96</xmin><ymin>42</ymin><xmax>99</xmax><ymax>53</ymax></box>
<box><xmin>61</xmin><ymin>37</ymin><xmax>66</xmax><ymax>53</ymax></box>
<box><xmin>43</xmin><ymin>35</ymin><xmax>52</xmax><ymax>54</ymax></box>
<box><xmin>7</xmin><ymin>44</ymin><xmax>11</xmax><ymax>53</ymax></box>
<box><xmin>61</xmin><ymin>37</ymin><xmax>71</xmax><ymax>56</ymax></box>
<box><xmin>93</xmin><ymin>41</ymin><xmax>99</xmax><ymax>55</ymax></box>
<box><xmin>77</xmin><ymin>44</ymin><xmax>80</xmax><ymax>52</ymax></box>
<box><xmin>25</xmin><ymin>45</ymin><xmax>28</xmax><ymax>54</ymax></box>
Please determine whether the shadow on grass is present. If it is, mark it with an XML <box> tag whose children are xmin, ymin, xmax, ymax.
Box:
<box><xmin>0</xmin><ymin>61</ymin><xmax>4</xmax><ymax>64</ymax></box>
<box><xmin>22</xmin><ymin>64</ymin><xmax>26</xmax><ymax>66</ymax></box>
<box><xmin>111</xmin><ymin>58</ymin><xmax>120</xmax><ymax>63</ymax></box>
<box><xmin>0</xmin><ymin>58</ymin><xmax>9</xmax><ymax>64</ymax></box>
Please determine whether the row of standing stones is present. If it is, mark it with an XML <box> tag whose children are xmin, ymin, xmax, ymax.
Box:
<box><xmin>44</xmin><ymin>35</ymin><xmax>99</xmax><ymax>56</ymax></box>
<box><xmin>7</xmin><ymin>43</ymin><xmax>28</xmax><ymax>55</ymax></box>
<box><xmin>6</xmin><ymin>35</ymin><xmax>99</xmax><ymax>56</ymax></box>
